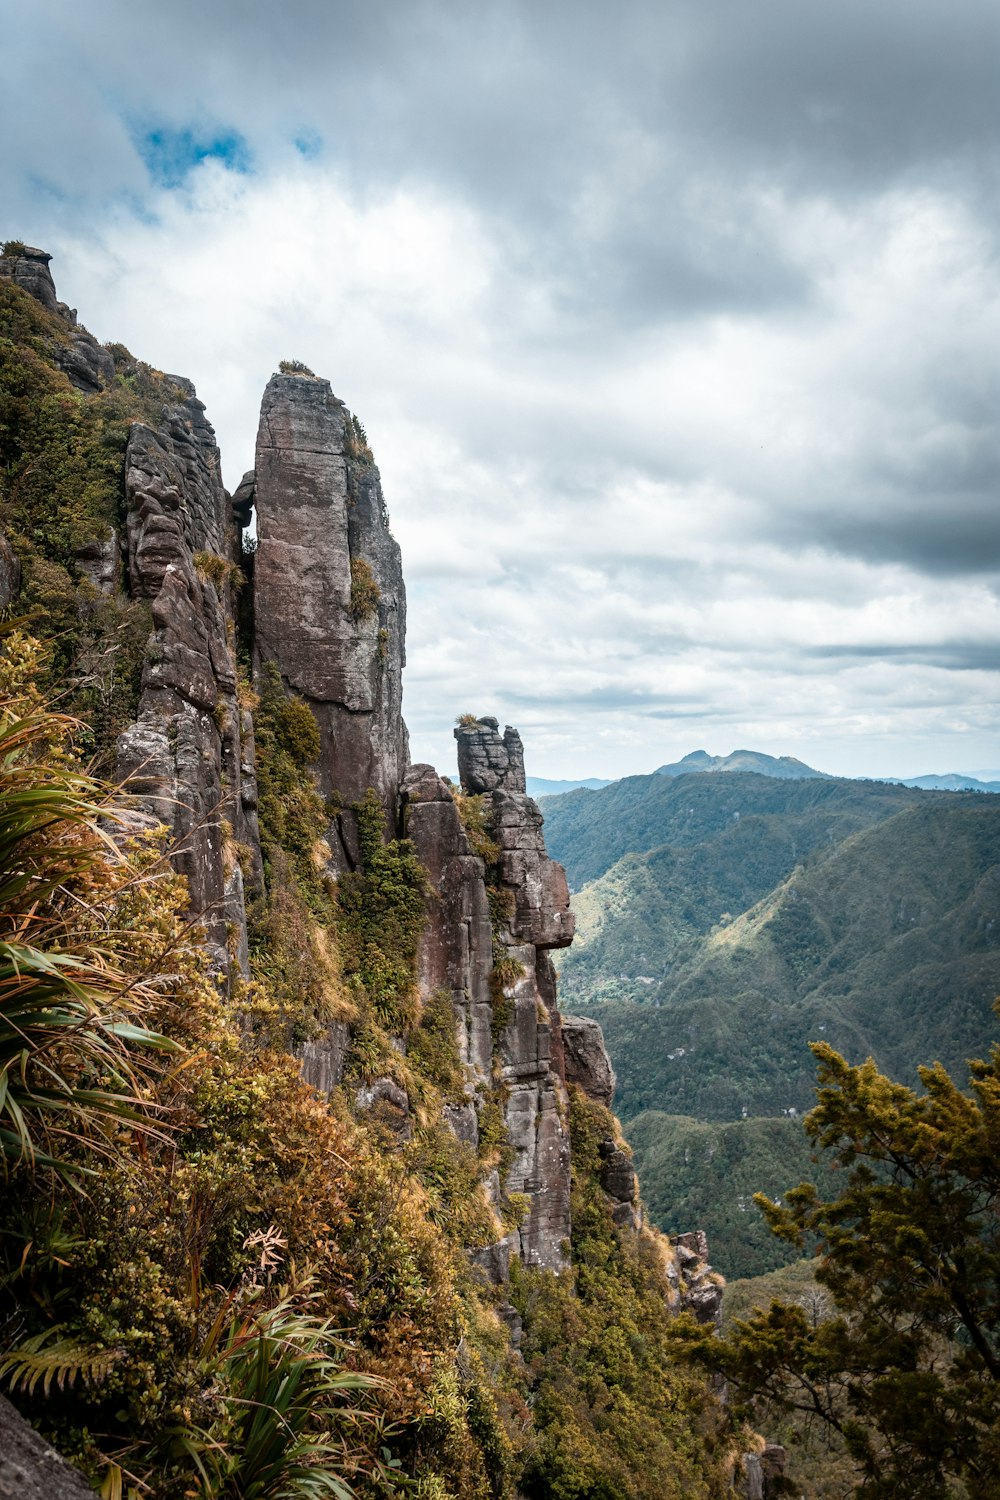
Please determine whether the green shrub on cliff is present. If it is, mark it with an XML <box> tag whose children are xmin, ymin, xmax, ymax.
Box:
<box><xmin>349</xmin><ymin>557</ymin><xmax>381</xmax><ymax>621</ymax></box>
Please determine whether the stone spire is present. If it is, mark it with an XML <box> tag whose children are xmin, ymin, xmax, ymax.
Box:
<box><xmin>251</xmin><ymin>370</ymin><xmax>408</xmax><ymax>862</ymax></box>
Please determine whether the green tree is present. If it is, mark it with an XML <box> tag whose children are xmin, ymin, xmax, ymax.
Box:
<box><xmin>677</xmin><ymin>1026</ymin><xmax>1000</xmax><ymax>1498</ymax></box>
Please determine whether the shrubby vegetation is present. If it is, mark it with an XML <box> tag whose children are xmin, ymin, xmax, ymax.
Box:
<box><xmin>676</xmin><ymin>1030</ymin><xmax>1000</xmax><ymax>1498</ymax></box>
<box><xmin>511</xmin><ymin>1089</ymin><xmax>729</xmax><ymax>1500</ymax></box>
<box><xmin>0</xmin><ymin>276</ymin><xmax>185</xmax><ymax>769</ymax></box>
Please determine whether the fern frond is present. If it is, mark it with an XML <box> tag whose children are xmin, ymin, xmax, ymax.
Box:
<box><xmin>0</xmin><ymin>1327</ymin><xmax>120</xmax><ymax>1396</ymax></box>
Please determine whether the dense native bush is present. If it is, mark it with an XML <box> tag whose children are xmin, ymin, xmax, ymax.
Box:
<box><xmin>0</xmin><ymin>647</ymin><xmax>524</xmax><ymax>1498</ymax></box>
<box><xmin>510</xmin><ymin>1088</ymin><xmax>729</xmax><ymax>1500</ymax></box>
<box><xmin>675</xmin><ymin>1028</ymin><xmax>1000</xmax><ymax>1498</ymax></box>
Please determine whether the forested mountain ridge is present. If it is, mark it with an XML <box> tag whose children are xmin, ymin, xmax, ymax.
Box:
<box><xmin>543</xmin><ymin>759</ymin><xmax>1000</xmax><ymax>1287</ymax></box>
<box><xmin>0</xmin><ymin>245</ymin><xmax>736</xmax><ymax>1499</ymax></box>
<box><xmin>540</xmin><ymin>767</ymin><xmax>923</xmax><ymax>889</ymax></box>
<box><xmin>582</xmin><ymin>795</ymin><xmax>1000</xmax><ymax>1121</ymax></box>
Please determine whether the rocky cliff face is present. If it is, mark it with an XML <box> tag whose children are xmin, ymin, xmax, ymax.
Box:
<box><xmin>116</xmin><ymin>394</ymin><xmax>260</xmax><ymax>973</ymax></box>
<box><xmin>251</xmin><ymin>369</ymin><xmax>407</xmax><ymax>864</ymax></box>
<box><xmin>0</xmin><ymin>242</ymin><xmax>712</xmax><ymax>1296</ymax></box>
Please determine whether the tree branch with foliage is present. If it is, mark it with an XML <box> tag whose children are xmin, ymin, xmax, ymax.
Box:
<box><xmin>675</xmin><ymin>1027</ymin><xmax>1000</xmax><ymax>1498</ymax></box>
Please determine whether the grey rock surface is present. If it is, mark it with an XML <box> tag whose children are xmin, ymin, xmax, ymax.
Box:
<box><xmin>298</xmin><ymin>1021</ymin><xmax>351</xmax><ymax>1095</ymax></box>
<box><xmin>0</xmin><ymin>1395</ymin><xmax>97</xmax><ymax>1499</ymax></box>
<box><xmin>562</xmin><ymin>1014</ymin><xmax>616</xmax><ymax>1105</ymax></box>
<box><xmin>674</xmin><ymin>1230</ymin><xmax>724</xmax><ymax>1327</ymax></box>
<box><xmin>454</xmin><ymin>719</ymin><xmax>525</xmax><ymax>793</ymax></box>
<box><xmin>252</xmin><ymin>372</ymin><xmax>408</xmax><ymax>838</ymax></box>
<box><xmin>116</xmin><ymin>397</ymin><xmax>259</xmax><ymax>972</ymax></box>
<box><xmin>402</xmin><ymin>763</ymin><xmax>493</xmax><ymax>1080</ymax></box>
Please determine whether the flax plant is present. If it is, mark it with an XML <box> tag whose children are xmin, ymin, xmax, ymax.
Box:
<box><xmin>0</xmin><ymin>707</ymin><xmax>175</xmax><ymax>1177</ymax></box>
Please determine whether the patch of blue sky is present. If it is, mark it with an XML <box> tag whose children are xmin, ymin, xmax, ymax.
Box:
<box><xmin>136</xmin><ymin>126</ymin><xmax>254</xmax><ymax>189</ymax></box>
<box><xmin>293</xmin><ymin>129</ymin><xmax>323</xmax><ymax>160</ymax></box>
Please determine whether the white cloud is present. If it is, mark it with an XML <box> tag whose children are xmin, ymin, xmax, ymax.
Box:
<box><xmin>2</xmin><ymin>2</ymin><xmax>998</xmax><ymax>783</ymax></box>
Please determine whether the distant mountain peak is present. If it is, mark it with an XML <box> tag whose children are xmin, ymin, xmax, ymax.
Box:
<box><xmin>654</xmin><ymin>749</ymin><xmax>828</xmax><ymax>781</ymax></box>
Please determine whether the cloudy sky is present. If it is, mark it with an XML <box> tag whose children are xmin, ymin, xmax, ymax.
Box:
<box><xmin>3</xmin><ymin>0</ymin><xmax>999</xmax><ymax>781</ymax></box>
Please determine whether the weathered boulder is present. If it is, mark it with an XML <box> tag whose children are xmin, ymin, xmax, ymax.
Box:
<box><xmin>252</xmin><ymin>372</ymin><xmax>408</xmax><ymax>847</ymax></box>
<box><xmin>53</xmin><ymin>330</ymin><xmax>115</xmax><ymax>394</ymax></box>
<box><xmin>674</xmin><ymin>1230</ymin><xmax>724</xmax><ymax>1327</ymax></box>
<box><xmin>0</xmin><ymin>244</ymin><xmax>59</xmax><ymax>311</ymax></box>
<box><xmin>562</xmin><ymin>1014</ymin><xmax>616</xmax><ymax>1105</ymax></box>
<box><xmin>0</xmin><ymin>1394</ymin><xmax>97</xmax><ymax>1499</ymax></box>
<box><xmin>454</xmin><ymin>718</ymin><xmax>525</xmax><ymax>793</ymax></box>
<box><xmin>231</xmin><ymin>468</ymin><xmax>256</xmax><ymax>527</ymax></box>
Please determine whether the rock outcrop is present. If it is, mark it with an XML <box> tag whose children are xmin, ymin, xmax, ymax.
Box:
<box><xmin>115</xmin><ymin>389</ymin><xmax>259</xmax><ymax>971</ymax></box>
<box><xmin>562</xmin><ymin>1014</ymin><xmax>616</xmax><ymax>1106</ymax></box>
<box><xmin>455</xmin><ymin>717</ymin><xmax>525</xmax><ymax>793</ymax></box>
<box><xmin>672</xmin><ymin>1230</ymin><xmax>724</xmax><ymax>1327</ymax></box>
<box><xmin>401</xmin><ymin>764</ymin><xmax>494</xmax><ymax>1077</ymax></box>
<box><xmin>0</xmin><ymin>1395</ymin><xmax>97</xmax><ymax>1500</ymax></box>
<box><xmin>252</xmin><ymin>371</ymin><xmax>407</xmax><ymax>863</ymax></box>
<box><xmin>0</xmin><ymin>244</ymin><xmax>114</xmax><ymax>392</ymax></box>
<box><xmin>0</xmin><ymin>245</ymin><xmax>725</xmax><ymax>1351</ymax></box>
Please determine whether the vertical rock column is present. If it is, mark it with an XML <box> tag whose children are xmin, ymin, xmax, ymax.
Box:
<box><xmin>454</xmin><ymin>718</ymin><xmax>576</xmax><ymax>1273</ymax></box>
<box><xmin>251</xmin><ymin>372</ymin><xmax>408</xmax><ymax>861</ymax></box>
<box><xmin>115</xmin><ymin>390</ymin><xmax>259</xmax><ymax>977</ymax></box>
<box><xmin>401</xmin><ymin>764</ymin><xmax>495</xmax><ymax>1079</ymax></box>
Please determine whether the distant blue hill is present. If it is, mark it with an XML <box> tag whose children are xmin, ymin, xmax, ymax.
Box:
<box><xmin>654</xmin><ymin>749</ymin><xmax>828</xmax><ymax>780</ymax></box>
<box><xmin>526</xmin><ymin>775</ymin><xmax>612</xmax><ymax>797</ymax></box>
<box><xmin>886</xmin><ymin>773</ymin><xmax>1000</xmax><ymax>794</ymax></box>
